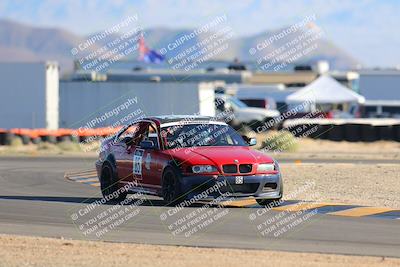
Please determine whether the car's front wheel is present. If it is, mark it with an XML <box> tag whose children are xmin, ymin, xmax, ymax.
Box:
<box><xmin>162</xmin><ymin>167</ymin><xmax>184</xmax><ymax>206</ymax></box>
<box><xmin>100</xmin><ymin>162</ymin><xmax>127</xmax><ymax>203</ymax></box>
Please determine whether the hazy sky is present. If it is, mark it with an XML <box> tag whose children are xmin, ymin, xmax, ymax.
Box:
<box><xmin>1</xmin><ymin>0</ymin><xmax>400</xmax><ymax>67</ymax></box>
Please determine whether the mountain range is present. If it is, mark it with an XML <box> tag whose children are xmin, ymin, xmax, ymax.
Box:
<box><xmin>0</xmin><ymin>18</ymin><xmax>359</xmax><ymax>74</ymax></box>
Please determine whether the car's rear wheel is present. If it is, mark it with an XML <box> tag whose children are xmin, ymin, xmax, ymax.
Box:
<box><xmin>162</xmin><ymin>167</ymin><xmax>184</xmax><ymax>206</ymax></box>
<box><xmin>100</xmin><ymin>162</ymin><xmax>127</xmax><ymax>203</ymax></box>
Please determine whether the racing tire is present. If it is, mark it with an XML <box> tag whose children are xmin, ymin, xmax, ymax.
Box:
<box><xmin>19</xmin><ymin>134</ymin><xmax>31</xmax><ymax>145</ymax></box>
<box><xmin>31</xmin><ymin>137</ymin><xmax>41</xmax><ymax>144</ymax></box>
<box><xmin>100</xmin><ymin>162</ymin><xmax>127</xmax><ymax>203</ymax></box>
<box><xmin>2</xmin><ymin>132</ymin><xmax>15</xmax><ymax>146</ymax></box>
<box><xmin>256</xmin><ymin>179</ymin><xmax>283</xmax><ymax>206</ymax></box>
<box><xmin>162</xmin><ymin>167</ymin><xmax>184</xmax><ymax>206</ymax></box>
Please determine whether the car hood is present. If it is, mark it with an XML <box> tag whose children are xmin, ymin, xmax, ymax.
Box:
<box><xmin>166</xmin><ymin>146</ymin><xmax>274</xmax><ymax>166</ymax></box>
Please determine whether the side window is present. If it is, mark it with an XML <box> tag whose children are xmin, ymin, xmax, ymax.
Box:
<box><xmin>146</xmin><ymin>124</ymin><xmax>160</xmax><ymax>148</ymax></box>
<box><xmin>131</xmin><ymin>122</ymin><xmax>150</xmax><ymax>147</ymax></box>
<box><xmin>141</xmin><ymin>123</ymin><xmax>160</xmax><ymax>148</ymax></box>
<box><xmin>116</xmin><ymin>123</ymin><xmax>140</xmax><ymax>147</ymax></box>
<box><xmin>116</xmin><ymin>121</ymin><xmax>160</xmax><ymax>149</ymax></box>
<box><xmin>129</xmin><ymin>122</ymin><xmax>160</xmax><ymax>149</ymax></box>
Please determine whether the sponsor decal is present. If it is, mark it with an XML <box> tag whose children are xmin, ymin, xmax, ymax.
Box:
<box><xmin>133</xmin><ymin>149</ymin><xmax>144</xmax><ymax>177</ymax></box>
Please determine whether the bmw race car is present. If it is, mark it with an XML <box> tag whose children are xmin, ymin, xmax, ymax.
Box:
<box><xmin>96</xmin><ymin>115</ymin><xmax>283</xmax><ymax>206</ymax></box>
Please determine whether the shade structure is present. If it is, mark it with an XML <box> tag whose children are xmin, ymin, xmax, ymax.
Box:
<box><xmin>286</xmin><ymin>75</ymin><xmax>365</xmax><ymax>104</ymax></box>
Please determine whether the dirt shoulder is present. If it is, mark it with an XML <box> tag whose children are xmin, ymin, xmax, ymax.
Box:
<box><xmin>281</xmin><ymin>163</ymin><xmax>400</xmax><ymax>208</ymax></box>
<box><xmin>276</xmin><ymin>139</ymin><xmax>400</xmax><ymax>161</ymax></box>
<box><xmin>254</xmin><ymin>136</ymin><xmax>400</xmax><ymax>161</ymax></box>
<box><xmin>0</xmin><ymin>234</ymin><xmax>399</xmax><ymax>267</ymax></box>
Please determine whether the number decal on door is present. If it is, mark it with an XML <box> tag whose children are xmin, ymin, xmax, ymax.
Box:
<box><xmin>133</xmin><ymin>148</ymin><xmax>144</xmax><ymax>177</ymax></box>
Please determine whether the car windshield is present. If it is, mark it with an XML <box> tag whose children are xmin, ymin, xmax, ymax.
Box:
<box><xmin>161</xmin><ymin>123</ymin><xmax>247</xmax><ymax>149</ymax></box>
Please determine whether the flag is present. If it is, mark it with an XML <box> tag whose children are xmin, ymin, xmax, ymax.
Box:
<box><xmin>138</xmin><ymin>35</ymin><xmax>165</xmax><ymax>63</ymax></box>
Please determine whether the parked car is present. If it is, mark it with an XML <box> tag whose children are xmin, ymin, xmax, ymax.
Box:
<box><xmin>235</xmin><ymin>84</ymin><xmax>292</xmax><ymax>112</ymax></box>
<box><xmin>215</xmin><ymin>94</ymin><xmax>280</xmax><ymax>131</ymax></box>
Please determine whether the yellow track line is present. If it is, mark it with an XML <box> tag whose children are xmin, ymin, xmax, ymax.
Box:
<box><xmin>75</xmin><ymin>178</ymin><xmax>99</xmax><ymax>183</ymax></box>
<box><xmin>65</xmin><ymin>169</ymin><xmax>97</xmax><ymax>175</ymax></box>
<box><xmin>65</xmin><ymin>171</ymin><xmax>97</xmax><ymax>177</ymax></box>
<box><xmin>222</xmin><ymin>198</ymin><xmax>257</xmax><ymax>207</ymax></box>
<box><xmin>66</xmin><ymin>174</ymin><xmax>98</xmax><ymax>180</ymax></box>
<box><xmin>273</xmin><ymin>202</ymin><xmax>330</xmax><ymax>212</ymax></box>
<box><xmin>328</xmin><ymin>207</ymin><xmax>395</xmax><ymax>217</ymax></box>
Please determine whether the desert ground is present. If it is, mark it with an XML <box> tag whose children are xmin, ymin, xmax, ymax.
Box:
<box><xmin>0</xmin><ymin>235</ymin><xmax>399</xmax><ymax>267</ymax></box>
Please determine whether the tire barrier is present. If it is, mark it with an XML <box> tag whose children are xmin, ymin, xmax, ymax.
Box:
<box><xmin>377</xmin><ymin>125</ymin><xmax>393</xmax><ymax>141</ymax></box>
<box><xmin>1</xmin><ymin>132</ymin><xmax>16</xmax><ymax>145</ymax></box>
<box><xmin>31</xmin><ymin>137</ymin><xmax>41</xmax><ymax>144</ymax></box>
<box><xmin>327</xmin><ymin>125</ymin><xmax>344</xmax><ymax>141</ymax></box>
<box><xmin>0</xmin><ymin>129</ymin><xmax>13</xmax><ymax>145</ymax></box>
<box><xmin>283</xmin><ymin>119</ymin><xmax>400</xmax><ymax>142</ymax></box>
<box><xmin>1</xmin><ymin>121</ymin><xmax>399</xmax><ymax>146</ymax></box>
<box><xmin>344</xmin><ymin>124</ymin><xmax>361</xmax><ymax>142</ymax></box>
<box><xmin>361</xmin><ymin>124</ymin><xmax>377</xmax><ymax>142</ymax></box>
<box><xmin>311</xmin><ymin>124</ymin><xmax>329</xmax><ymax>140</ymax></box>
<box><xmin>286</xmin><ymin>123</ymin><xmax>319</xmax><ymax>138</ymax></box>
<box><xmin>0</xmin><ymin>127</ymin><xmax>116</xmax><ymax>146</ymax></box>
<box><xmin>394</xmin><ymin>124</ymin><xmax>400</xmax><ymax>142</ymax></box>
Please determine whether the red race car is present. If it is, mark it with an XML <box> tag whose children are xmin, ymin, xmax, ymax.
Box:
<box><xmin>96</xmin><ymin>115</ymin><xmax>283</xmax><ymax>206</ymax></box>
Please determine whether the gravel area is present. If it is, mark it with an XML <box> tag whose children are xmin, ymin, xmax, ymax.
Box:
<box><xmin>281</xmin><ymin>163</ymin><xmax>400</xmax><ymax>208</ymax></box>
<box><xmin>258</xmin><ymin>137</ymin><xmax>400</xmax><ymax>161</ymax></box>
<box><xmin>0</xmin><ymin>235</ymin><xmax>399</xmax><ymax>267</ymax></box>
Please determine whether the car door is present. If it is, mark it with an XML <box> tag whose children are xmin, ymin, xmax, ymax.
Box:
<box><xmin>128</xmin><ymin>121</ymin><xmax>152</xmax><ymax>186</ymax></box>
<box><xmin>113</xmin><ymin>123</ymin><xmax>140</xmax><ymax>185</ymax></box>
<box><xmin>140</xmin><ymin>123</ymin><xmax>163</xmax><ymax>190</ymax></box>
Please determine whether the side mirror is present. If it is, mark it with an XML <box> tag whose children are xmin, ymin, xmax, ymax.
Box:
<box><xmin>140</xmin><ymin>140</ymin><xmax>156</xmax><ymax>149</ymax></box>
<box><xmin>249</xmin><ymin>138</ymin><xmax>257</xmax><ymax>146</ymax></box>
<box><xmin>242</xmin><ymin>135</ymin><xmax>257</xmax><ymax>146</ymax></box>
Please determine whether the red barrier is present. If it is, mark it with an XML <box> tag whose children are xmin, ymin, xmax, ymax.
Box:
<box><xmin>1</xmin><ymin>127</ymin><xmax>125</xmax><ymax>145</ymax></box>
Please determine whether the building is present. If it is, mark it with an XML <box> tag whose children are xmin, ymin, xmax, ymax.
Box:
<box><xmin>59</xmin><ymin>80</ymin><xmax>216</xmax><ymax>128</ymax></box>
<box><xmin>358</xmin><ymin>70</ymin><xmax>400</xmax><ymax>118</ymax></box>
<box><xmin>0</xmin><ymin>62</ymin><xmax>59</xmax><ymax>129</ymax></box>
<box><xmin>248</xmin><ymin>71</ymin><xmax>317</xmax><ymax>87</ymax></box>
<box><xmin>105</xmin><ymin>69</ymin><xmax>251</xmax><ymax>84</ymax></box>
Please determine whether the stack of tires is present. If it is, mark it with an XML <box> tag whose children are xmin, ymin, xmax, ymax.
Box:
<box><xmin>284</xmin><ymin>122</ymin><xmax>400</xmax><ymax>142</ymax></box>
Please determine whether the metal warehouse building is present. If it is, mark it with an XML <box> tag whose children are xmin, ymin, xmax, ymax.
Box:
<box><xmin>0</xmin><ymin>62</ymin><xmax>59</xmax><ymax>129</ymax></box>
<box><xmin>59</xmin><ymin>80</ymin><xmax>216</xmax><ymax>128</ymax></box>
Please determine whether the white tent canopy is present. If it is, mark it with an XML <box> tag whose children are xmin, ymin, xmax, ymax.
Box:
<box><xmin>286</xmin><ymin>75</ymin><xmax>365</xmax><ymax>104</ymax></box>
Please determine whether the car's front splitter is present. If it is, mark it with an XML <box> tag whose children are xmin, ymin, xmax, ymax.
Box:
<box><xmin>180</xmin><ymin>173</ymin><xmax>282</xmax><ymax>201</ymax></box>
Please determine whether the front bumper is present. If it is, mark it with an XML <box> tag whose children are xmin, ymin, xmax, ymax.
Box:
<box><xmin>180</xmin><ymin>173</ymin><xmax>282</xmax><ymax>200</ymax></box>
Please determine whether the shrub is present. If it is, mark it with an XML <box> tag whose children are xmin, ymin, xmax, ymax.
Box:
<box><xmin>38</xmin><ymin>142</ymin><xmax>59</xmax><ymax>151</ymax></box>
<box><xmin>261</xmin><ymin>130</ymin><xmax>298</xmax><ymax>152</ymax></box>
<box><xmin>10</xmin><ymin>137</ymin><xmax>23</xmax><ymax>147</ymax></box>
<box><xmin>57</xmin><ymin>141</ymin><xmax>82</xmax><ymax>152</ymax></box>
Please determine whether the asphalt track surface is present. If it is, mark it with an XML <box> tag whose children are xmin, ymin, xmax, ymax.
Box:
<box><xmin>0</xmin><ymin>156</ymin><xmax>399</xmax><ymax>258</ymax></box>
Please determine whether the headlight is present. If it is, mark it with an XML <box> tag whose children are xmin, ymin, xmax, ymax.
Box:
<box><xmin>257</xmin><ymin>163</ymin><xmax>275</xmax><ymax>172</ymax></box>
<box><xmin>192</xmin><ymin>165</ymin><xmax>218</xmax><ymax>173</ymax></box>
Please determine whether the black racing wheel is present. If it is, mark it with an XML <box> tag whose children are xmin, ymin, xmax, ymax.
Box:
<box><xmin>162</xmin><ymin>166</ymin><xmax>184</xmax><ymax>206</ymax></box>
<box><xmin>100</xmin><ymin>162</ymin><xmax>127</xmax><ymax>203</ymax></box>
